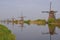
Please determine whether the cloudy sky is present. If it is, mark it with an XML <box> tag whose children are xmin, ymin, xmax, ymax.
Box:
<box><xmin>0</xmin><ymin>0</ymin><xmax>60</xmax><ymax>20</ymax></box>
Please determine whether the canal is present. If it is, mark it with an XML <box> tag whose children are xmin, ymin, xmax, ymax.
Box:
<box><xmin>0</xmin><ymin>22</ymin><xmax>60</xmax><ymax>40</ymax></box>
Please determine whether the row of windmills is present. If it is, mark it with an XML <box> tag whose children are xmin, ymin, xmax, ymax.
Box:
<box><xmin>15</xmin><ymin>1</ymin><xmax>57</xmax><ymax>22</ymax></box>
<box><xmin>18</xmin><ymin>1</ymin><xmax>57</xmax><ymax>24</ymax></box>
<box><xmin>0</xmin><ymin>1</ymin><xmax>58</xmax><ymax>24</ymax></box>
<box><xmin>18</xmin><ymin>1</ymin><xmax>58</xmax><ymax>22</ymax></box>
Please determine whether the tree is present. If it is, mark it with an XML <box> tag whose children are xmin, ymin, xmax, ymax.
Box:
<box><xmin>48</xmin><ymin>18</ymin><xmax>55</xmax><ymax>23</ymax></box>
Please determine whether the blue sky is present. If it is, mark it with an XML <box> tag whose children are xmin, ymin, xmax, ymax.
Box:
<box><xmin>0</xmin><ymin>0</ymin><xmax>60</xmax><ymax>20</ymax></box>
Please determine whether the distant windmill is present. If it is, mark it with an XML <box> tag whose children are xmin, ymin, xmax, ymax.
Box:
<box><xmin>42</xmin><ymin>2</ymin><xmax>57</xmax><ymax>19</ymax></box>
<box><xmin>9</xmin><ymin>17</ymin><xmax>15</xmax><ymax>26</ymax></box>
<box><xmin>11</xmin><ymin>17</ymin><xmax>15</xmax><ymax>22</ymax></box>
<box><xmin>18</xmin><ymin>11</ymin><xmax>24</xmax><ymax>31</ymax></box>
<box><xmin>18</xmin><ymin>11</ymin><xmax>26</xmax><ymax>24</ymax></box>
<box><xmin>4</xmin><ymin>18</ymin><xmax>10</xmax><ymax>24</ymax></box>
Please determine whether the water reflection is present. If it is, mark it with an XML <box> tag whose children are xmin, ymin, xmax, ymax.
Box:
<box><xmin>0</xmin><ymin>21</ymin><xmax>60</xmax><ymax>40</ymax></box>
<box><xmin>48</xmin><ymin>24</ymin><xmax>56</xmax><ymax>35</ymax></box>
<box><xmin>48</xmin><ymin>24</ymin><xmax>56</xmax><ymax>40</ymax></box>
<box><xmin>42</xmin><ymin>24</ymin><xmax>57</xmax><ymax>40</ymax></box>
<box><xmin>20</xmin><ymin>23</ymin><xmax>24</xmax><ymax>31</ymax></box>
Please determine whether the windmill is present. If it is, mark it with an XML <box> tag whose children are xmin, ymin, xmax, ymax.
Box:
<box><xmin>11</xmin><ymin>17</ymin><xmax>15</xmax><ymax>22</ymax></box>
<box><xmin>18</xmin><ymin>11</ymin><xmax>25</xmax><ymax>31</ymax></box>
<box><xmin>42</xmin><ymin>2</ymin><xmax>57</xmax><ymax>19</ymax></box>
<box><xmin>6</xmin><ymin>18</ymin><xmax>10</xmax><ymax>24</ymax></box>
<box><xmin>18</xmin><ymin>11</ymin><xmax>25</xmax><ymax>24</ymax></box>
<box><xmin>9</xmin><ymin>17</ymin><xmax>15</xmax><ymax>26</ymax></box>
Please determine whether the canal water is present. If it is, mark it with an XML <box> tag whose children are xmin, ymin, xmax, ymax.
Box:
<box><xmin>1</xmin><ymin>23</ymin><xmax>60</xmax><ymax>40</ymax></box>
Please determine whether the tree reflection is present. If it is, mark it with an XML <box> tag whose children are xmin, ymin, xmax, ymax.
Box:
<box><xmin>42</xmin><ymin>24</ymin><xmax>57</xmax><ymax>40</ymax></box>
<box><xmin>48</xmin><ymin>24</ymin><xmax>56</xmax><ymax>35</ymax></box>
<box><xmin>48</xmin><ymin>24</ymin><xmax>56</xmax><ymax>40</ymax></box>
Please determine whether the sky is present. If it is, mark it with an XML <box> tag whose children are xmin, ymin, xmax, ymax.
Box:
<box><xmin>0</xmin><ymin>0</ymin><xmax>60</xmax><ymax>20</ymax></box>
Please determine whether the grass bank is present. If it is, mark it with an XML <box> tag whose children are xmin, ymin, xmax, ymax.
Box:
<box><xmin>0</xmin><ymin>24</ymin><xmax>15</xmax><ymax>40</ymax></box>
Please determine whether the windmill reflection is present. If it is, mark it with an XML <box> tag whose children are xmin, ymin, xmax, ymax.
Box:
<box><xmin>42</xmin><ymin>24</ymin><xmax>57</xmax><ymax>40</ymax></box>
<box><xmin>11</xmin><ymin>21</ymin><xmax>15</xmax><ymax>26</ymax></box>
<box><xmin>19</xmin><ymin>23</ymin><xmax>24</xmax><ymax>32</ymax></box>
<box><xmin>48</xmin><ymin>24</ymin><xmax>56</xmax><ymax>35</ymax></box>
<box><xmin>48</xmin><ymin>24</ymin><xmax>57</xmax><ymax>40</ymax></box>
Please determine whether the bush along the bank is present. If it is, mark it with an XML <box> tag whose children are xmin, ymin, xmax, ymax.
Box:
<box><xmin>48</xmin><ymin>18</ymin><xmax>56</xmax><ymax>24</ymax></box>
<box><xmin>0</xmin><ymin>24</ymin><xmax>15</xmax><ymax>40</ymax></box>
<box><xmin>34</xmin><ymin>19</ymin><xmax>46</xmax><ymax>25</ymax></box>
<box><xmin>24</xmin><ymin>20</ymin><xmax>31</xmax><ymax>24</ymax></box>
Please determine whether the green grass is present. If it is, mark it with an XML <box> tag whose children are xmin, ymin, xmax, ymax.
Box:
<box><xmin>0</xmin><ymin>24</ymin><xmax>15</xmax><ymax>40</ymax></box>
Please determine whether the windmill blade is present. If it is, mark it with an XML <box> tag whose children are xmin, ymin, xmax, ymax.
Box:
<box><xmin>42</xmin><ymin>32</ymin><xmax>49</xmax><ymax>35</ymax></box>
<box><xmin>42</xmin><ymin>11</ymin><xmax>49</xmax><ymax>13</ymax></box>
<box><xmin>54</xmin><ymin>11</ymin><xmax>57</xmax><ymax>13</ymax></box>
<box><xmin>54</xmin><ymin>33</ymin><xmax>58</xmax><ymax>35</ymax></box>
<box><xmin>42</xmin><ymin>32</ymin><xmax>58</xmax><ymax>35</ymax></box>
<box><xmin>11</xmin><ymin>18</ymin><xmax>15</xmax><ymax>19</ymax></box>
<box><xmin>23</xmin><ymin>16</ymin><xmax>26</xmax><ymax>18</ymax></box>
<box><xmin>17</xmin><ymin>16</ymin><xmax>26</xmax><ymax>18</ymax></box>
<box><xmin>50</xmin><ymin>11</ymin><xmax>57</xmax><ymax>13</ymax></box>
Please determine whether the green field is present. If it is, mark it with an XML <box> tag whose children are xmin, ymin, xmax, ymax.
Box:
<box><xmin>0</xmin><ymin>24</ymin><xmax>15</xmax><ymax>40</ymax></box>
